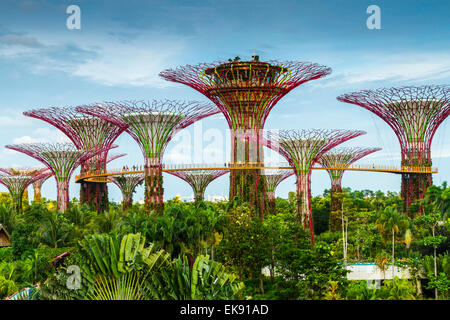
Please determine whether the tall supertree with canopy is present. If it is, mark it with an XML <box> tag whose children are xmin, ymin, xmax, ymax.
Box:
<box><xmin>318</xmin><ymin>147</ymin><xmax>381</xmax><ymax>231</ymax></box>
<box><xmin>168</xmin><ymin>170</ymin><xmax>229</xmax><ymax>203</ymax></box>
<box><xmin>77</xmin><ymin>100</ymin><xmax>219</xmax><ymax>214</ymax></box>
<box><xmin>0</xmin><ymin>169</ymin><xmax>49</xmax><ymax>213</ymax></box>
<box><xmin>112</xmin><ymin>173</ymin><xmax>145</xmax><ymax>212</ymax></box>
<box><xmin>264</xmin><ymin>129</ymin><xmax>366</xmax><ymax>243</ymax></box>
<box><xmin>160</xmin><ymin>56</ymin><xmax>332</xmax><ymax>218</ymax></box>
<box><xmin>5</xmin><ymin>143</ymin><xmax>111</xmax><ymax>213</ymax></box>
<box><xmin>262</xmin><ymin>169</ymin><xmax>295</xmax><ymax>215</ymax></box>
<box><xmin>23</xmin><ymin>106</ymin><xmax>127</xmax><ymax>213</ymax></box>
<box><xmin>337</xmin><ymin>85</ymin><xmax>450</xmax><ymax>216</ymax></box>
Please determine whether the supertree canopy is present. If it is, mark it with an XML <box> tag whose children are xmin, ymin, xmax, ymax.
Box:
<box><xmin>112</xmin><ymin>173</ymin><xmax>145</xmax><ymax>212</ymax></box>
<box><xmin>106</xmin><ymin>153</ymin><xmax>127</xmax><ymax>165</ymax></box>
<box><xmin>262</xmin><ymin>169</ymin><xmax>295</xmax><ymax>215</ymax></box>
<box><xmin>160</xmin><ymin>56</ymin><xmax>332</xmax><ymax>218</ymax></box>
<box><xmin>23</xmin><ymin>106</ymin><xmax>127</xmax><ymax>213</ymax></box>
<box><xmin>77</xmin><ymin>100</ymin><xmax>219</xmax><ymax>214</ymax></box>
<box><xmin>5</xmin><ymin>143</ymin><xmax>111</xmax><ymax>213</ymax></box>
<box><xmin>337</xmin><ymin>85</ymin><xmax>450</xmax><ymax>215</ymax></box>
<box><xmin>168</xmin><ymin>169</ymin><xmax>229</xmax><ymax>203</ymax></box>
<box><xmin>0</xmin><ymin>169</ymin><xmax>49</xmax><ymax>213</ymax></box>
<box><xmin>318</xmin><ymin>147</ymin><xmax>381</xmax><ymax>232</ymax></box>
<box><xmin>264</xmin><ymin>129</ymin><xmax>366</xmax><ymax>243</ymax></box>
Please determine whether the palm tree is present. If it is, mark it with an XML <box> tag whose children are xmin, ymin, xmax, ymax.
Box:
<box><xmin>376</xmin><ymin>206</ymin><xmax>409</xmax><ymax>284</ymax></box>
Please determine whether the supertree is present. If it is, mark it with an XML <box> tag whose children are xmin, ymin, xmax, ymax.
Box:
<box><xmin>160</xmin><ymin>56</ymin><xmax>332</xmax><ymax>218</ymax></box>
<box><xmin>337</xmin><ymin>85</ymin><xmax>450</xmax><ymax>216</ymax></box>
<box><xmin>32</xmin><ymin>171</ymin><xmax>53</xmax><ymax>202</ymax></box>
<box><xmin>0</xmin><ymin>167</ymin><xmax>49</xmax><ymax>201</ymax></box>
<box><xmin>111</xmin><ymin>173</ymin><xmax>145</xmax><ymax>211</ymax></box>
<box><xmin>168</xmin><ymin>169</ymin><xmax>229</xmax><ymax>203</ymax></box>
<box><xmin>23</xmin><ymin>106</ymin><xmax>127</xmax><ymax>213</ymax></box>
<box><xmin>5</xmin><ymin>143</ymin><xmax>111</xmax><ymax>213</ymax></box>
<box><xmin>77</xmin><ymin>100</ymin><xmax>219</xmax><ymax>214</ymax></box>
<box><xmin>262</xmin><ymin>169</ymin><xmax>295</xmax><ymax>215</ymax></box>
<box><xmin>264</xmin><ymin>129</ymin><xmax>366</xmax><ymax>243</ymax></box>
<box><xmin>318</xmin><ymin>147</ymin><xmax>381</xmax><ymax>231</ymax></box>
<box><xmin>0</xmin><ymin>169</ymin><xmax>49</xmax><ymax>213</ymax></box>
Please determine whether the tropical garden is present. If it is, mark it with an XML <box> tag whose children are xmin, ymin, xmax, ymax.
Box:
<box><xmin>0</xmin><ymin>182</ymin><xmax>449</xmax><ymax>300</ymax></box>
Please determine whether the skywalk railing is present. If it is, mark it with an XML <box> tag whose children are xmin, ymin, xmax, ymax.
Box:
<box><xmin>74</xmin><ymin>162</ymin><xmax>438</xmax><ymax>183</ymax></box>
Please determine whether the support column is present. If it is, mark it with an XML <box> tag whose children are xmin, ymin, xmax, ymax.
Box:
<box><xmin>145</xmin><ymin>157</ymin><xmax>164</xmax><ymax>215</ymax></box>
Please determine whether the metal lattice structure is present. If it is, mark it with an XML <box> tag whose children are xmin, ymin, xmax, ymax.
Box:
<box><xmin>5</xmin><ymin>143</ymin><xmax>111</xmax><ymax>212</ymax></box>
<box><xmin>168</xmin><ymin>169</ymin><xmax>229</xmax><ymax>203</ymax></box>
<box><xmin>106</xmin><ymin>153</ymin><xmax>127</xmax><ymax>165</ymax></box>
<box><xmin>160</xmin><ymin>56</ymin><xmax>332</xmax><ymax>218</ymax></box>
<box><xmin>337</xmin><ymin>85</ymin><xmax>450</xmax><ymax>216</ymax></box>
<box><xmin>318</xmin><ymin>147</ymin><xmax>381</xmax><ymax>231</ymax></box>
<box><xmin>262</xmin><ymin>169</ymin><xmax>295</xmax><ymax>214</ymax></box>
<box><xmin>77</xmin><ymin>100</ymin><xmax>219</xmax><ymax>214</ymax></box>
<box><xmin>111</xmin><ymin>173</ymin><xmax>145</xmax><ymax>211</ymax></box>
<box><xmin>0</xmin><ymin>169</ymin><xmax>49</xmax><ymax>213</ymax></box>
<box><xmin>23</xmin><ymin>106</ymin><xmax>127</xmax><ymax>213</ymax></box>
<box><xmin>264</xmin><ymin>129</ymin><xmax>366</xmax><ymax>243</ymax></box>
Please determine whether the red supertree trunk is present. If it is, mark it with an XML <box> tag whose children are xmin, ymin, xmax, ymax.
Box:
<box><xmin>57</xmin><ymin>179</ymin><xmax>70</xmax><ymax>213</ymax></box>
<box><xmin>145</xmin><ymin>157</ymin><xmax>164</xmax><ymax>214</ymax></box>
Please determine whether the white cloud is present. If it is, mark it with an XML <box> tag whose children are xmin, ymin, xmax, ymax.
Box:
<box><xmin>71</xmin><ymin>42</ymin><xmax>184</xmax><ymax>88</ymax></box>
<box><xmin>317</xmin><ymin>51</ymin><xmax>450</xmax><ymax>88</ymax></box>
<box><xmin>12</xmin><ymin>136</ymin><xmax>42</xmax><ymax>144</ymax></box>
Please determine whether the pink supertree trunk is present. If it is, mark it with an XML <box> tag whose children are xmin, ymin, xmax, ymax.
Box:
<box><xmin>57</xmin><ymin>179</ymin><xmax>70</xmax><ymax>213</ymax></box>
<box><xmin>145</xmin><ymin>157</ymin><xmax>164</xmax><ymax>214</ymax></box>
<box><xmin>122</xmin><ymin>192</ymin><xmax>133</xmax><ymax>212</ymax></box>
<box><xmin>296</xmin><ymin>172</ymin><xmax>314</xmax><ymax>244</ymax></box>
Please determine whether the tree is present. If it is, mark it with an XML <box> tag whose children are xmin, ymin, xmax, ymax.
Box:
<box><xmin>376</xmin><ymin>206</ymin><xmax>409</xmax><ymax>284</ymax></box>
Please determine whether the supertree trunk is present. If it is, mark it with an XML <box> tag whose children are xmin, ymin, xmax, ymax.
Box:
<box><xmin>267</xmin><ymin>191</ymin><xmax>276</xmax><ymax>215</ymax></box>
<box><xmin>79</xmin><ymin>160</ymin><xmax>109</xmax><ymax>214</ymax></box>
<box><xmin>329</xmin><ymin>183</ymin><xmax>343</xmax><ymax>232</ymax></box>
<box><xmin>145</xmin><ymin>157</ymin><xmax>164</xmax><ymax>214</ymax></box>
<box><xmin>57</xmin><ymin>180</ymin><xmax>70</xmax><ymax>213</ymax></box>
<box><xmin>296</xmin><ymin>172</ymin><xmax>313</xmax><ymax>232</ymax></box>
<box><xmin>401</xmin><ymin>172</ymin><xmax>432</xmax><ymax>217</ymax></box>
<box><xmin>33</xmin><ymin>184</ymin><xmax>42</xmax><ymax>202</ymax></box>
<box><xmin>12</xmin><ymin>192</ymin><xmax>24</xmax><ymax>214</ymax></box>
<box><xmin>194</xmin><ymin>189</ymin><xmax>204</xmax><ymax>203</ymax></box>
<box><xmin>229</xmin><ymin>129</ymin><xmax>268</xmax><ymax>219</ymax></box>
<box><xmin>122</xmin><ymin>192</ymin><xmax>133</xmax><ymax>212</ymax></box>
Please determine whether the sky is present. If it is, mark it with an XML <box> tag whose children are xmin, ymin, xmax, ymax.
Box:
<box><xmin>0</xmin><ymin>0</ymin><xmax>449</xmax><ymax>203</ymax></box>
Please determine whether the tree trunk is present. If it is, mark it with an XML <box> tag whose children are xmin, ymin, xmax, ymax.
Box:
<box><xmin>57</xmin><ymin>180</ymin><xmax>70</xmax><ymax>213</ymax></box>
<box><xmin>392</xmin><ymin>229</ymin><xmax>395</xmax><ymax>285</ymax></box>
<box><xmin>433</xmin><ymin>225</ymin><xmax>438</xmax><ymax>300</ymax></box>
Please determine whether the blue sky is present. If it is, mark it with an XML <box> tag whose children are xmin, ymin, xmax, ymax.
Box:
<box><xmin>0</xmin><ymin>0</ymin><xmax>449</xmax><ymax>203</ymax></box>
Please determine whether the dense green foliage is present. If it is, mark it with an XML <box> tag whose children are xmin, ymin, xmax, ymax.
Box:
<box><xmin>0</xmin><ymin>182</ymin><xmax>449</xmax><ymax>300</ymax></box>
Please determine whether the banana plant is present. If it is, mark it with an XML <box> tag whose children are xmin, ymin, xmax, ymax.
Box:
<box><xmin>145</xmin><ymin>254</ymin><xmax>244</xmax><ymax>300</ymax></box>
